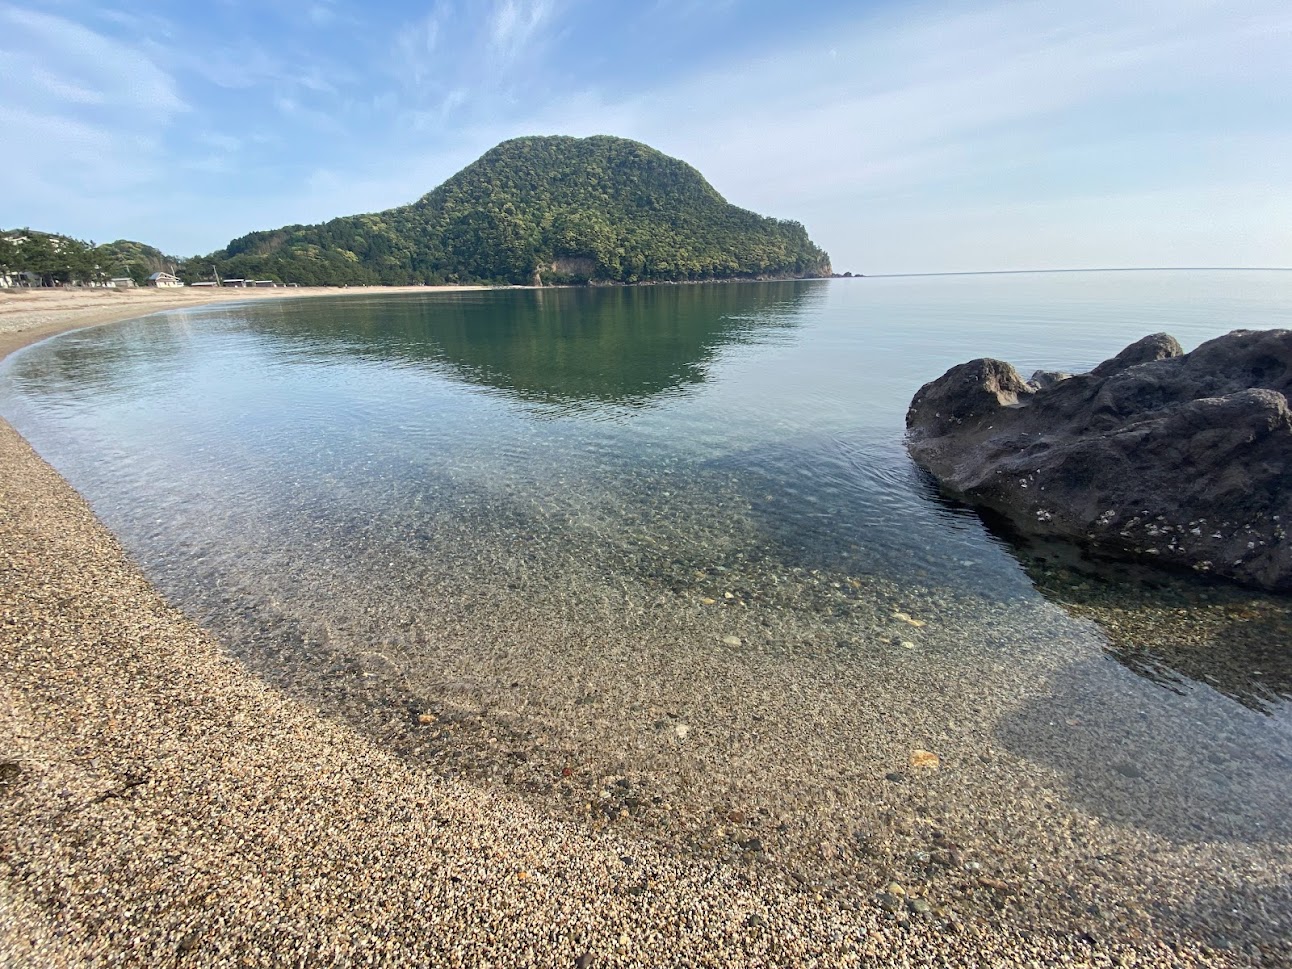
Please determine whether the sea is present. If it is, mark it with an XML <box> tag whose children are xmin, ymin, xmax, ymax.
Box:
<box><xmin>3</xmin><ymin>270</ymin><xmax>1290</xmax><ymax>953</ymax></box>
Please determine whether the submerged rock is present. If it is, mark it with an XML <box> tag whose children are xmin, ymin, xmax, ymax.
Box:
<box><xmin>905</xmin><ymin>329</ymin><xmax>1292</xmax><ymax>592</ymax></box>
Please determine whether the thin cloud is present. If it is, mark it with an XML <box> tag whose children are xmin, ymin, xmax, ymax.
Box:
<box><xmin>487</xmin><ymin>0</ymin><xmax>556</xmax><ymax>64</ymax></box>
<box><xmin>516</xmin><ymin>0</ymin><xmax>1292</xmax><ymax>270</ymax></box>
<box><xmin>394</xmin><ymin>2</ymin><xmax>453</xmax><ymax>87</ymax></box>
<box><xmin>0</xmin><ymin>5</ymin><xmax>184</xmax><ymax>240</ymax></box>
<box><xmin>0</xmin><ymin>5</ymin><xmax>186</xmax><ymax>115</ymax></box>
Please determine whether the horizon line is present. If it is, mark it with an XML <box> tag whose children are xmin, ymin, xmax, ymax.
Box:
<box><xmin>858</xmin><ymin>267</ymin><xmax>1292</xmax><ymax>278</ymax></box>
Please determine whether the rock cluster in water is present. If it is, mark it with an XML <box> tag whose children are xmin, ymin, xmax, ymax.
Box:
<box><xmin>905</xmin><ymin>329</ymin><xmax>1292</xmax><ymax>592</ymax></box>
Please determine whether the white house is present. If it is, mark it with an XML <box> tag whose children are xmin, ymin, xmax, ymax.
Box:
<box><xmin>0</xmin><ymin>271</ymin><xmax>41</xmax><ymax>288</ymax></box>
<box><xmin>147</xmin><ymin>271</ymin><xmax>183</xmax><ymax>288</ymax></box>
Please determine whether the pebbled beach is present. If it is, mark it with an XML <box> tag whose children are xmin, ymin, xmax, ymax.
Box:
<box><xmin>0</xmin><ymin>287</ymin><xmax>1286</xmax><ymax>967</ymax></box>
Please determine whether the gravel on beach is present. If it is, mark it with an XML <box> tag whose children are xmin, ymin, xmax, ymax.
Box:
<box><xmin>1</xmin><ymin>291</ymin><xmax>1285</xmax><ymax>966</ymax></box>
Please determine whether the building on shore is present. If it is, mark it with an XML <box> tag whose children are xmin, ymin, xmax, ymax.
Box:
<box><xmin>109</xmin><ymin>277</ymin><xmax>137</xmax><ymax>289</ymax></box>
<box><xmin>0</xmin><ymin>271</ymin><xmax>39</xmax><ymax>288</ymax></box>
<box><xmin>146</xmin><ymin>272</ymin><xmax>184</xmax><ymax>288</ymax></box>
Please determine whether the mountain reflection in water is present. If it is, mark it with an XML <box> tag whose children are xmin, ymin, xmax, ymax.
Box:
<box><xmin>245</xmin><ymin>283</ymin><xmax>820</xmax><ymax>412</ymax></box>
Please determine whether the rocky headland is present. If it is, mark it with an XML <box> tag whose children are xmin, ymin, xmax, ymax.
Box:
<box><xmin>906</xmin><ymin>329</ymin><xmax>1292</xmax><ymax>591</ymax></box>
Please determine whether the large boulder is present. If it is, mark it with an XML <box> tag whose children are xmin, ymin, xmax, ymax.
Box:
<box><xmin>905</xmin><ymin>330</ymin><xmax>1292</xmax><ymax>592</ymax></box>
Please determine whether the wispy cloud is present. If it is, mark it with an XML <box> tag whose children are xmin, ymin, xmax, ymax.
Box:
<box><xmin>394</xmin><ymin>1</ymin><xmax>452</xmax><ymax>87</ymax></box>
<box><xmin>0</xmin><ymin>5</ymin><xmax>186</xmax><ymax>116</ymax></box>
<box><xmin>487</xmin><ymin>0</ymin><xmax>556</xmax><ymax>64</ymax></box>
<box><xmin>307</xmin><ymin>1</ymin><xmax>340</xmax><ymax>27</ymax></box>
<box><xmin>390</xmin><ymin>0</ymin><xmax>564</xmax><ymax>123</ymax></box>
<box><xmin>0</xmin><ymin>5</ymin><xmax>187</xmax><ymax>237</ymax></box>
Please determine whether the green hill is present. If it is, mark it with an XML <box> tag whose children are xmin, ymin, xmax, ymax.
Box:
<box><xmin>94</xmin><ymin>239</ymin><xmax>180</xmax><ymax>281</ymax></box>
<box><xmin>197</xmin><ymin>135</ymin><xmax>831</xmax><ymax>286</ymax></box>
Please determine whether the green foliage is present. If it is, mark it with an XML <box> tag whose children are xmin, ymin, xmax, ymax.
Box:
<box><xmin>1</xmin><ymin>229</ymin><xmax>97</xmax><ymax>286</ymax></box>
<box><xmin>1</xmin><ymin>229</ymin><xmax>183</xmax><ymax>286</ymax></box>
<box><xmin>96</xmin><ymin>238</ymin><xmax>179</xmax><ymax>285</ymax></box>
<box><xmin>196</xmin><ymin>136</ymin><xmax>832</xmax><ymax>286</ymax></box>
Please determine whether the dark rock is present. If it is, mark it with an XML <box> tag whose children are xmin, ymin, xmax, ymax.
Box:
<box><xmin>906</xmin><ymin>329</ymin><xmax>1292</xmax><ymax>592</ymax></box>
<box><xmin>575</xmin><ymin>953</ymin><xmax>594</xmax><ymax>969</ymax></box>
<box><xmin>876</xmin><ymin>892</ymin><xmax>903</xmax><ymax>912</ymax></box>
<box><xmin>1028</xmin><ymin>370</ymin><xmax>1073</xmax><ymax>391</ymax></box>
<box><xmin>739</xmin><ymin>837</ymin><xmax>765</xmax><ymax>854</ymax></box>
<box><xmin>1090</xmin><ymin>332</ymin><xmax>1183</xmax><ymax>378</ymax></box>
<box><xmin>929</xmin><ymin>849</ymin><xmax>956</xmax><ymax>868</ymax></box>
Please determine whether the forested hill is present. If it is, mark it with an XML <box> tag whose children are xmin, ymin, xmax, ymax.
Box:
<box><xmin>196</xmin><ymin>136</ymin><xmax>831</xmax><ymax>286</ymax></box>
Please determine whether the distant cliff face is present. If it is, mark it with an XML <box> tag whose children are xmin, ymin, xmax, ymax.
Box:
<box><xmin>202</xmin><ymin>135</ymin><xmax>831</xmax><ymax>286</ymax></box>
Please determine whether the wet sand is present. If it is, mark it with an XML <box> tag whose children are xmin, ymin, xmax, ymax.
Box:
<box><xmin>0</xmin><ymin>289</ymin><xmax>1284</xmax><ymax>966</ymax></box>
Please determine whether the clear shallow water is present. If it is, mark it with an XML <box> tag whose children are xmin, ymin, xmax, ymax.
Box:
<box><xmin>4</xmin><ymin>272</ymin><xmax>1292</xmax><ymax>953</ymax></box>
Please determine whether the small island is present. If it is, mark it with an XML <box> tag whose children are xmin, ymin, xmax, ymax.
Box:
<box><xmin>199</xmin><ymin>135</ymin><xmax>832</xmax><ymax>287</ymax></box>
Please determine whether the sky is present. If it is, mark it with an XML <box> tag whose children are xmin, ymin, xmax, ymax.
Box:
<box><xmin>1</xmin><ymin>0</ymin><xmax>1289</xmax><ymax>274</ymax></box>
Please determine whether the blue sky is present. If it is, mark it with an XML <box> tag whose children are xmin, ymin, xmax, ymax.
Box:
<box><xmin>2</xmin><ymin>0</ymin><xmax>1289</xmax><ymax>273</ymax></box>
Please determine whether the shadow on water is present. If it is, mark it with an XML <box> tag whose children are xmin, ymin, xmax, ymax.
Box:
<box><xmin>244</xmin><ymin>282</ymin><xmax>823</xmax><ymax>412</ymax></box>
<box><xmin>912</xmin><ymin>499</ymin><xmax>1292</xmax><ymax>847</ymax></box>
<box><xmin>990</xmin><ymin>650</ymin><xmax>1292</xmax><ymax>844</ymax></box>
<box><xmin>969</xmin><ymin>509</ymin><xmax>1292</xmax><ymax>716</ymax></box>
<box><xmin>785</xmin><ymin>466</ymin><xmax>1292</xmax><ymax>848</ymax></box>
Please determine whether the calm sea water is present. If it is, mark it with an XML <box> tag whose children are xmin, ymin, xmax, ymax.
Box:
<box><xmin>4</xmin><ymin>271</ymin><xmax>1292</xmax><ymax>948</ymax></box>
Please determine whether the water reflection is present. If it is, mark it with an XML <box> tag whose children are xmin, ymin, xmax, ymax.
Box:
<box><xmin>246</xmin><ymin>283</ymin><xmax>822</xmax><ymax>412</ymax></box>
<box><xmin>6</xmin><ymin>311</ymin><xmax>210</xmax><ymax>404</ymax></box>
<box><xmin>4</xmin><ymin>283</ymin><xmax>824</xmax><ymax>416</ymax></box>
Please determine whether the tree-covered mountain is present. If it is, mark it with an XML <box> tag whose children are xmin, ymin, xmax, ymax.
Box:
<box><xmin>1</xmin><ymin>229</ymin><xmax>181</xmax><ymax>286</ymax></box>
<box><xmin>193</xmin><ymin>136</ymin><xmax>831</xmax><ymax>286</ymax></box>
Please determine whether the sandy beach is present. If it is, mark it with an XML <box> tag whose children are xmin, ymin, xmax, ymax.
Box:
<box><xmin>0</xmin><ymin>287</ymin><xmax>1280</xmax><ymax>967</ymax></box>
